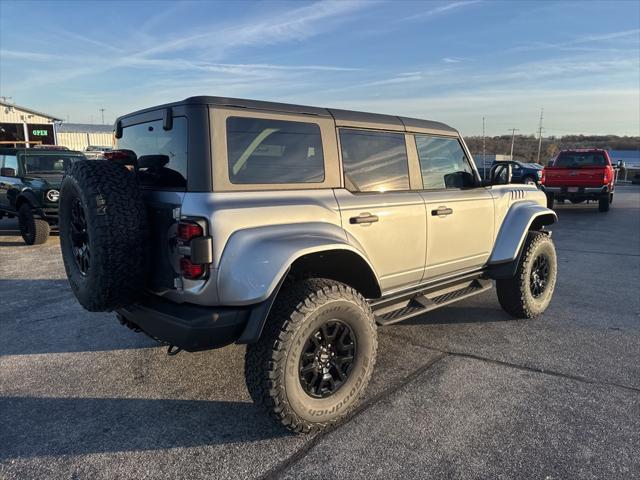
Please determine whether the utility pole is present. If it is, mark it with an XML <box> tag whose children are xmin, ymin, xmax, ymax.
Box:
<box><xmin>99</xmin><ymin>108</ymin><xmax>105</xmax><ymax>124</ymax></box>
<box><xmin>536</xmin><ymin>107</ymin><xmax>544</xmax><ymax>164</ymax></box>
<box><xmin>509</xmin><ymin>128</ymin><xmax>519</xmax><ymax>159</ymax></box>
<box><xmin>482</xmin><ymin>116</ymin><xmax>486</xmax><ymax>179</ymax></box>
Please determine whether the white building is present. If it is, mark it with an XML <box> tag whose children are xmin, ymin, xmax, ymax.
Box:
<box><xmin>1</xmin><ymin>100</ymin><xmax>113</xmax><ymax>150</ymax></box>
<box><xmin>0</xmin><ymin>100</ymin><xmax>61</xmax><ymax>147</ymax></box>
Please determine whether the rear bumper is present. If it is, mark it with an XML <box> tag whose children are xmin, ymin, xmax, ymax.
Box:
<box><xmin>542</xmin><ymin>185</ymin><xmax>609</xmax><ymax>197</ymax></box>
<box><xmin>116</xmin><ymin>295</ymin><xmax>253</xmax><ymax>351</ymax></box>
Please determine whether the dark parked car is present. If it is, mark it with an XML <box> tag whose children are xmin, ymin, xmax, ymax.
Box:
<box><xmin>492</xmin><ymin>160</ymin><xmax>542</xmax><ymax>185</ymax></box>
<box><xmin>0</xmin><ymin>147</ymin><xmax>85</xmax><ymax>244</ymax></box>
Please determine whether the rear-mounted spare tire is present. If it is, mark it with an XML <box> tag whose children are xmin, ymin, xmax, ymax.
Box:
<box><xmin>59</xmin><ymin>160</ymin><xmax>149</xmax><ymax>311</ymax></box>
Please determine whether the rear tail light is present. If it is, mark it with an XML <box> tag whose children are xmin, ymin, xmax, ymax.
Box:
<box><xmin>603</xmin><ymin>168</ymin><xmax>612</xmax><ymax>185</ymax></box>
<box><xmin>178</xmin><ymin>222</ymin><xmax>203</xmax><ymax>242</ymax></box>
<box><xmin>177</xmin><ymin>220</ymin><xmax>210</xmax><ymax>280</ymax></box>
<box><xmin>180</xmin><ymin>258</ymin><xmax>205</xmax><ymax>279</ymax></box>
<box><xmin>540</xmin><ymin>169</ymin><xmax>546</xmax><ymax>185</ymax></box>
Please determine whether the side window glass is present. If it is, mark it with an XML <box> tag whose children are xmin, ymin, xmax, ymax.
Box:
<box><xmin>226</xmin><ymin>117</ymin><xmax>324</xmax><ymax>184</ymax></box>
<box><xmin>3</xmin><ymin>155</ymin><xmax>18</xmax><ymax>171</ymax></box>
<box><xmin>415</xmin><ymin>135</ymin><xmax>475</xmax><ymax>189</ymax></box>
<box><xmin>117</xmin><ymin>117</ymin><xmax>188</xmax><ymax>189</ymax></box>
<box><xmin>339</xmin><ymin>129</ymin><xmax>409</xmax><ymax>192</ymax></box>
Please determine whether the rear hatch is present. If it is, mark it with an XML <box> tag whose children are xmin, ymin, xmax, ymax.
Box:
<box><xmin>545</xmin><ymin>151</ymin><xmax>607</xmax><ymax>188</ymax></box>
<box><xmin>116</xmin><ymin>116</ymin><xmax>189</xmax><ymax>293</ymax></box>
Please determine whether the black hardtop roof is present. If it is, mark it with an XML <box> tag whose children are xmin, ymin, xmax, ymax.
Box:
<box><xmin>0</xmin><ymin>148</ymin><xmax>84</xmax><ymax>155</ymax></box>
<box><xmin>117</xmin><ymin>96</ymin><xmax>458</xmax><ymax>134</ymax></box>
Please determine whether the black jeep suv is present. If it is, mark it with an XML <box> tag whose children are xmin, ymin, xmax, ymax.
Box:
<box><xmin>0</xmin><ymin>148</ymin><xmax>86</xmax><ymax>244</ymax></box>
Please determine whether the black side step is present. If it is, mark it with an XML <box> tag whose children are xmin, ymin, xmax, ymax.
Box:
<box><xmin>374</xmin><ymin>279</ymin><xmax>492</xmax><ymax>326</ymax></box>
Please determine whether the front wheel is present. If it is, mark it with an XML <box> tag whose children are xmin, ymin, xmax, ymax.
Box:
<box><xmin>18</xmin><ymin>204</ymin><xmax>50</xmax><ymax>245</ymax></box>
<box><xmin>496</xmin><ymin>232</ymin><xmax>557</xmax><ymax>319</ymax></box>
<box><xmin>546</xmin><ymin>193</ymin><xmax>554</xmax><ymax>210</ymax></box>
<box><xmin>245</xmin><ymin>278</ymin><xmax>377</xmax><ymax>433</ymax></box>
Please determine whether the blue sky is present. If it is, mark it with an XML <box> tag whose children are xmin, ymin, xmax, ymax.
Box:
<box><xmin>1</xmin><ymin>0</ymin><xmax>638</xmax><ymax>135</ymax></box>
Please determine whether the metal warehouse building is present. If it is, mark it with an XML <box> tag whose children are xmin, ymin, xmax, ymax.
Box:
<box><xmin>56</xmin><ymin>123</ymin><xmax>113</xmax><ymax>151</ymax></box>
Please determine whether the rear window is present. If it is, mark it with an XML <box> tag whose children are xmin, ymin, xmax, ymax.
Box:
<box><xmin>20</xmin><ymin>153</ymin><xmax>83</xmax><ymax>175</ymax></box>
<box><xmin>339</xmin><ymin>129</ymin><xmax>409</xmax><ymax>192</ymax></box>
<box><xmin>117</xmin><ymin>117</ymin><xmax>188</xmax><ymax>189</ymax></box>
<box><xmin>226</xmin><ymin>117</ymin><xmax>324</xmax><ymax>184</ymax></box>
<box><xmin>555</xmin><ymin>152</ymin><xmax>608</xmax><ymax>168</ymax></box>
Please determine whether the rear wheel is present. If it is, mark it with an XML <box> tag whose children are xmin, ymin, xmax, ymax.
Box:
<box><xmin>245</xmin><ymin>278</ymin><xmax>377</xmax><ymax>433</ymax></box>
<box><xmin>496</xmin><ymin>232</ymin><xmax>557</xmax><ymax>319</ymax></box>
<box><xmin>523</xmin><ymin>176</ymin><xmax>537</xmax><ymax>186</ymax></box>
<box><xmin>59</xmin><ymin>160</ymin><xmax>149</xmax><ymax>311</ymax></box>
<box><xmin>598</xmin><ymin>194</ymin><xmax>610</xmax><ymax>212</ymax></box>
<box><xmin>18</xmin><ymin>203</ymin><xmax>50</xmax><ymax>245</ymax></box>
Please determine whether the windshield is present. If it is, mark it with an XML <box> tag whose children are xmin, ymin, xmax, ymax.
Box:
<box><xmin>21</xmin><ymin>153</ymin><xmax>84</xmax><ymax>175</ymax></box>
<box><xmin>555</xmin><ymin>152</ymin><xmax>608</xmax><ymax>168</ymax></box>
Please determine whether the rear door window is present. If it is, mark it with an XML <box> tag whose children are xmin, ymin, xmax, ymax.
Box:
<box><xmin>415</xmin><ymin>135</ymin><xmax>475</xmax><ymax>189</ymax></box>
<box><xmin>117</xmin><ymin>117</ymin><xmax>188</xmax><ymax>189</ymax></box>
<box><xmin>226</xmin><ymin>117</ymin><xmax>324</xmax><ymax>184</ymax></box>
<box><xmin>339</xmin><ymin>129</ymin><xmax>409</xmax><ymax>192</ymax></box>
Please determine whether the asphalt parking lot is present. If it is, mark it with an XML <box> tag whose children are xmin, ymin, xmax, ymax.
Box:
<box><xmin>1</xmin><ymin>186</ymin><xmax>639</xmax><ymax>479</ymax></box>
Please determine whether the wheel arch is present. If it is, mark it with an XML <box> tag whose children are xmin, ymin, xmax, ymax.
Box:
<box><xmin>487</xmin><ymin>202</ymin><xmax>557</xmax><ymax>279</ymax></box>
<box><xmin>216</xmin><ymin>222</ymin><xmax>381</xmax><ymax>306</ymax></box>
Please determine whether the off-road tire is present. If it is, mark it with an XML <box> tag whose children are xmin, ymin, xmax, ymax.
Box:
<box><xmin>496</xmin><ymin>231</ymin><xmax>557</xmax><ymax>319</ymax></box>
<box><xmin>245</xmin><ymin>278</ymin><xmax>377</xmax><ymax>433</ymax></box>
<box><xmin>18</xmin><ymin>203</ymin><xmax>50</xmax><ymax>245</ymax></box>
<box><xmin>59</xmin><ymin>160</ymin><xmax>149</xmax><ymax>311</ymax></box>
<box><xmin>598</xmin><ymin>194</ymin><xmax>610</xmax><ymax>212</ymax></box>
<box><xmin>546</xmin><ymin>193</ymin><xmax>554</xmax><ymax>209</ymax></box>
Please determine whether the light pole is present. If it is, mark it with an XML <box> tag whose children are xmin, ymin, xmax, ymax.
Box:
<box><xmin>99</xmin><ymin>108</ymin><xmax>105</xmax><ymax>124</ymax></box>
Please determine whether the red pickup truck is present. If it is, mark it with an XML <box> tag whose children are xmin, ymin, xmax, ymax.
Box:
<box><xmin>541</xmin><ymin>149</ymin><xmax>617</xmax><ymax>212</ymax></box>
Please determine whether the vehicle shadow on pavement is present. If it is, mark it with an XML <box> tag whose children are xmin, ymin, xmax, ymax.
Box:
<box><xmin>0</xmin><ymin>396</ymin><xmax>290</xmax><ymax>460</ymax></box>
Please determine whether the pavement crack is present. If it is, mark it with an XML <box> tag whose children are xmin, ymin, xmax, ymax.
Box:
<box><xmin>259</xmin><ymin>352</ymin><xmax>449</xmax><ymax>480</ymax></box>
<box><xmin>556</xmin><ymin>247</ymin><xmax>640</xmax><ymax>257</ymax></box>
<box><xmin>382</xmin><ymin>330</ymin><xmax>640</xmax><ymax>394</ymax></box>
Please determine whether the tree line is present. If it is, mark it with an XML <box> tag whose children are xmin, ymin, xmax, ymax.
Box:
<box><xmin>465</xmin><ymin>135</ymin><xmax>640</xmax><ymax>165</ymax></box>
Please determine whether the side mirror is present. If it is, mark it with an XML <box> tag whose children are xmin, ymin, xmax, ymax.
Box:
<box><xmin>443</xmin><ymin>171</ymin><xmax>477</xmax><ymax>189</ymax></box>
<box><xmin>1</xmin><ymin>167</ymin><xmax>16</xmax><ymax>177</ymax></box>
<box><xmin>489</xmin><ymin>163</ymin><xmax>512</xmax><ymax>185</ymax></box>
<box><xmin>616</xmin><ymin>160</ymin><xmax>625</xmax><ymax>169</ymax></box>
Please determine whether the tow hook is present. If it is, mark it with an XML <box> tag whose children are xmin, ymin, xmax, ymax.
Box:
<box><xmin>167</xmin><ymin>345</ymin><xmax>183</xmax><ymax>356</ymax></box>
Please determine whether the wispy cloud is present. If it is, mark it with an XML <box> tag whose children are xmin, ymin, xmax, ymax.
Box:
<box><xmin>442</xmin><ymin>57</ymin><xmax>464</xmax><ymax>63</ymax></box>
<box><xmin>400</xmin><ymin>0</ymin><xmax>481</xmax><ymax>22</ymax></box>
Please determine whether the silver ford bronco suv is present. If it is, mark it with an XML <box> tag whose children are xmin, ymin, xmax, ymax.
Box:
<box><xmin>59</xmin><ymin>96</ymin><xmax>558</xmax><ymax>433</ymax></box>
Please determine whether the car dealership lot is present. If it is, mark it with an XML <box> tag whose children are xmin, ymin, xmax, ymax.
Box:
<box><xmin>1</xmin><ymin>186</ymin><xmax>639</xmax><ymax>480</ymax></box>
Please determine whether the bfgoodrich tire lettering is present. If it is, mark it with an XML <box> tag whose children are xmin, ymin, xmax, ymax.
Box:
<box><xmin>59</xmin><ymin>160</ymin><xmax>149</xmax><ymax>311</ymax></box>
<box><xmin>496</xmin><ymin>231</ymin><xmax>557</xmax><ymax>319</ymax></box>
<box><xmin>245</xmin><ymin>278</ymin><xmax>377</xmax><ymax>433</ymax></box>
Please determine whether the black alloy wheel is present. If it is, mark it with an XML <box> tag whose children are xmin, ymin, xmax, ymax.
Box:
<box><xmin>529</xmin><ymin>254</ymin><xmax>550</xmax><ymax>298</ymax></box>
<box><xmin>299</xmin><ymin>320</ymin><xmax>357</xmax><ymax>398</ymax></box>
<box><xmin>70</xmin><ymin>197</ymin><xmax>90</xmax><ymax>275</ymax></box>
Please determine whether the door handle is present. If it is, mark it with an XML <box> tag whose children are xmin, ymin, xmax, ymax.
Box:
<box><xmin>350</xmin><ymin>213</ymin><xmax>379</xmax><ymax>224</ymax></box>
<box><xmin>431</xmin><ymin>206</ymin><xmax>453</xmax><ymax>216</ymax></box>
